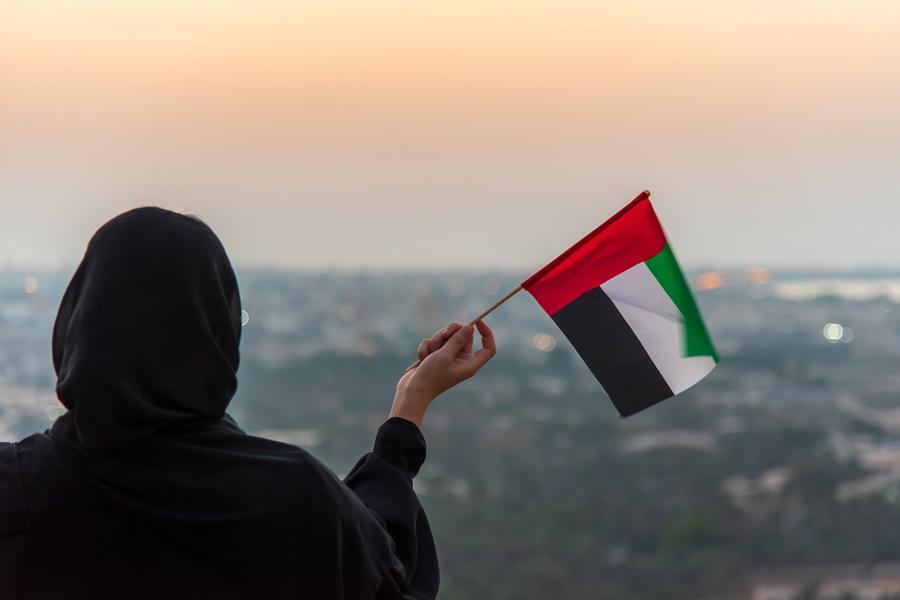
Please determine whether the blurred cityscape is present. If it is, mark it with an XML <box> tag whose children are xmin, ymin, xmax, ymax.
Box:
<box><xmin>4</xmin><ymin>266</ymin><xmax>900</xmax><ymax>599</ymax></box>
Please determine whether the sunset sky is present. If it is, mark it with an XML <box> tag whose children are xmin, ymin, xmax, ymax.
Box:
<box><xmin>2</xmin><ymin>1</ymin><xmax>899</xmax><ymax>270</ymax></box>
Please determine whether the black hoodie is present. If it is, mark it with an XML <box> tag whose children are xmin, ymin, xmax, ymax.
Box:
<box><xmin>0</xmin><ymin>207</ymin><xmax>438</xmax><ymax>599</ymax></box>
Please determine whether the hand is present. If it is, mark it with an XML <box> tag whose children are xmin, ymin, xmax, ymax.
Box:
<box><xmin>391</xmin><ymin>320</ymin><xmax>496</xmax><ymax>428</ymax></box>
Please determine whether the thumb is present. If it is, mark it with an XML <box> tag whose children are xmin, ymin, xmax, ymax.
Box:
<box><xmin>440</xmin><ymin>324</ymin><xmax>474</xmax><ymax>355</ymax></box>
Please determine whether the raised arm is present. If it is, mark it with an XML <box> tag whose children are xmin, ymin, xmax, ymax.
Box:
<box><xmin>343</xmin><ymin>321</ymin><xmax>495</xmax><ymax>599</ymax></box>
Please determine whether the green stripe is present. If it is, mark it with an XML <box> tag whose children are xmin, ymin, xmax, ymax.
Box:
<box><xmin>645</xmin><ymin>244</ymin><xmax>719</xmax><ymax>362</ymax></box>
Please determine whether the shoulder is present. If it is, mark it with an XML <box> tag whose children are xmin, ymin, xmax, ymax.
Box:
<box><xmin>238</xmin><ymin>434</ymin><xmax>374</xmax><ymax>518</ymax></box>
<box><xmin>1</xmin><ymin>433</ymin><xmax>105</xmax><ymax>536</ymax></box>
<box><xmin>243</xmin><ymin>434</ymin><xmax>346</xmax><ymax>493</ymax></box>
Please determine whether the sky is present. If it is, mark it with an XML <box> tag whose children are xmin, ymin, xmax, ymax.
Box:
<box><xmin>2</xmin><ymin>0</ymin><xmax>900</xmax><ymax>271</ymax></box>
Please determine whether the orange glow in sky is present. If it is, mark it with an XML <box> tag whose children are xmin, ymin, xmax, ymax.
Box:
<box><xmin>2</xmin><ymin>1</ymin><xmax>900</xmax><ymax>269</ymax></box>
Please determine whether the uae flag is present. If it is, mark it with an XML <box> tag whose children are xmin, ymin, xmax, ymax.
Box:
<box><xmin>522</xmin><ymin>191</ymin><xmax>718</xmax><ymax>416</ymax></box>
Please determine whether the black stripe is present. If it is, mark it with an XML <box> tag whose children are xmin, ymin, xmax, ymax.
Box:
<box><xmin>551</xmin><ymin>286</ymin><xmax>674</xmax><ymax>416</ymax></box>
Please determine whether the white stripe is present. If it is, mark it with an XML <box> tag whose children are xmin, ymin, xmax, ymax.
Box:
<box><xmin>600</xmin><ymin>262</ymin><xmax>715</xmax><ymax>394</ymax></box>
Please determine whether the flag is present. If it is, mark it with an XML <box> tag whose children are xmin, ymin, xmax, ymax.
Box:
<box><xmin>522</xmin><ymin>191</ymin><xmax>718</xmax><ymax>416</ymax></box>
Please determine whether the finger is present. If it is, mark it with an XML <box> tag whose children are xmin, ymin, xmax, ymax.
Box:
<box><xmin>434</xmin><ymin>322</ymin><xmax>462</xmax><ymax>346</ymax></box>
<box><xmin>461</xmin><ymin>329</ymin><xmax>474</xmax><ymax>355</ymax></box>
<box><xmin>417</xmin><ymin>339</ymin><xmax>429</xmax><ymax>360</ymax></box>
<box><xmin>470</xmin><ymin>320</ymin><xmax>497</xmax><ymax>370</ymax></box>
<box><xmin>426</xmin><ymin>330</ymin><xmax>443</xmax><ymax>355</ymax></box>
<box><xmin>475</xmin><ymin>319</ymin><xmax>495</xmax><ymax>351</ymax></box>
<box><xmin>443</xmin><ymin>322</ymin><xmax>463</xmax><ymax>339</ymax></box>
<box><xmin>427</xmin><ymin>322</ymin><xmax>463</xmax><ymax>354</ymax></box>
<box><xmin>440</xmin><ymin>324</ymin><xmax>474</xmax><ymax>356</ymax></box>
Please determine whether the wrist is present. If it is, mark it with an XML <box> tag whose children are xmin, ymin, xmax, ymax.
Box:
<box><xmin>390</xmin><ymin>386</ymin><xmax>433</xmax><ymax>428</ymax></box>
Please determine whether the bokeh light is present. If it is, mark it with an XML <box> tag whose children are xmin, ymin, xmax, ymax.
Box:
<box><xmin>823</xmin><ymin>322</ymin><xmax>844</xmax><ymax>342</ymax></box>
<box><xmin>748</xmin><ymin>267</ymin><xmax>770</xmax><ymax>285</ymax></box>
<box><xmin>482</xmin><ymin>278</ymin><xmax>501</xmax><ymax>296</ymax></box>
<box><xmin>698</xmin><ymin>272</ymin><xmax>724</xmax><ymax>291</ymax></box>
<box><xmin>533</xmin><ymin>333</ymin><xmax>557</xmax><ymax>352</ymax></box>
<box><xmin>23</xmin><ymin>276</ymin><xmax>38</xmax><ymax>294</ymax></box>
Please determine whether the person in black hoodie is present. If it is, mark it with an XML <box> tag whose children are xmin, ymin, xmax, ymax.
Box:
<box><xmin>0</xmin><ymin>206</ymin><xmax>495</xmax><ymax>599</ymax></box>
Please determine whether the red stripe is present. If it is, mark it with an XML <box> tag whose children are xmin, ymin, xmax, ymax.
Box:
<box><xmin>521</xmin><ymin>191</ymin><xmax>666</xmax><ymax>316</ymax></box>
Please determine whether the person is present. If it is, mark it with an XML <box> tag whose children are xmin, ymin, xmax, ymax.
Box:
<box><xmin>0</xmin><ymin>207</ymin><xmax>496</xmax><ymax>599</ymax></box>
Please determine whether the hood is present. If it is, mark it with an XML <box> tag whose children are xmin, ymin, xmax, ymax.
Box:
<box><xmin>52</xmin><ymin>206</ymin><xmax>242</xmax><ymax>449</ymax></box>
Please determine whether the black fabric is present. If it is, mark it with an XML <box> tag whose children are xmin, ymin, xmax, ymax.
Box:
<box><xmin>551</xmin><ymin>286</ymin><xmax>674</xmax><ymax>416</ymax></box>
<box><xmin>0</xmin><ymin>207</ymin><xmax>438</xmax><ymax>599</ymax></box>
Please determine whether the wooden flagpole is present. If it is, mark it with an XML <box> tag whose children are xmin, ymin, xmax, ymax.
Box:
<box><xmin>404</xmin><ymin>283</ymin><xmax>523</xmax><ymax>371</ymax></box>
<box><xmin>465</xmin><ymin>283</ymin><xmax>523</xmax><ymax>326</ymax></box>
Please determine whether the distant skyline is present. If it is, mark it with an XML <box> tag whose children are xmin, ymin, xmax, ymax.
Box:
<box><xmin>2</xmin><ymin>1</ymin><xmax>900</xmax><ymax>270</ymax></box>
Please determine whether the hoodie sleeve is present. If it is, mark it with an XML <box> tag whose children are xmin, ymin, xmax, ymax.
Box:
<box><xmin>342</xmin><ymin>417</ymin><xmax>439</xmax><ymax>600</ymax></box>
